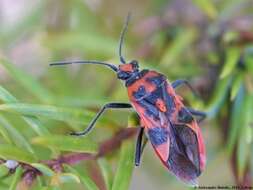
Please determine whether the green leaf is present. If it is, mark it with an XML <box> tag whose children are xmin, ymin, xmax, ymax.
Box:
<box><xmin>0</xmin><ymin>115</ymin><xmax>34</xmax><ymax>153</ymax></box>
<box><xmin>112</xmin><ymin>116</ymin><xmax>135</xmax><ymax>190</ymax></box>
<box><xmin>192</xmin><ymin>0</ymin><xmax>218</xmax><ymax>19</ymax></box>
<box><xmin>9</xmin><ymin>166</ymin><xmax>23</xmax><ymax>190</ymax></box>
<box><xmin>0</xmin><ymin>144</ymin><xmax>37</xmax><ymax>163</ymax></box>
<box><xmin>227</xmin><ymin>85</ymin><xmax>244</xmax><ymax>154</ymax></box>
<box><xmin>98</xmin><ymin>158</ymin><xmax>113</xmax><ymax>190</ymax></box>
<box><xmin>0</xmin><ymin>57</ymin><xmax>53</xmax><ymax>103</ymax></box>
<box><xmin>160</xmin><ymin>29</ymin><xmax>196</xmax><ymax>66</ymax></box>
<box><xmin>112</xmin><ymin>139</ymin><xmax>134</xmax><ymax>190</ymax></box>
<box><xmin>32</xmin><ymin>135</ymin><xmax>97</xmax><ymax>153</ymax></box>
<box><xmin>0</xmin><ymin>86</ymin><xmax>18</xmax><ymax>103</ymax></box>
<box><xmin>229</xmin><ymin>90</ymin><xmax>253</xmax><ymax>180</ymax></box>
<box><xmin>0</xmin><ymin>103</ymin><xmax>94</xmax><ymax>125</ymax></box>
<box><xmin>58</xmin><ymin>173</ymin><xmax>80</xmax><ymax>184</ymax></box>
<box><xmin>0</xmin><ymin>122</ymin><xmax>13</xmax><ymax>144</ymax></box>
<box><xmin>207</xmin><ymin>76</ymin><xmax>232</xmax><ymax>118</ymax></box>
<box><xmin>230</xmin><ymin>73</ymin><xmax>243</xmax><ymax>100</ymax></box>
<box><xmin>31</xmin><ymin>163</ymin><xmax>55</xmax><ymax>177</ymax></box>
<box><xmin>220</xmin><ymin>47</ymin><xmax>241</xmax><ymax>79</ymax></box>
<box><xmin>0</xmin><ymin>86</ymin><xmax>50</xmax><ymax>136</ymax></box>
<box><xmin>64</xmin><ymin>165</ymin><xmax>99</xmax><ymax>190</ymax></box>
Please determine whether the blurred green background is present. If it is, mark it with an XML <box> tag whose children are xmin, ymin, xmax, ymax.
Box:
<box><xmin>0</xmin><ymin>0</ymin><xmax>253</xmax><ymax>189</ymax></box>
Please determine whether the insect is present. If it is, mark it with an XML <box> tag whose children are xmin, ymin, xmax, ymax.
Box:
<box><xmin>50</xmin><ymin>14</ymin><xmax>206</xmax><ymax>186</ymax></box>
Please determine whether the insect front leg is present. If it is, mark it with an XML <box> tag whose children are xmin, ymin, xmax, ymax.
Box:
<box><xmin>186</xmin><ymin>107</ymin><xmax>206</xmax><ymax>123</ymax></box>
<box><xmin>135</xmin><ymin>127</ymin><xmax>148</xmax><ymax>166</ymax></box>
<box><xmin>71</xmin><ymin>103</ymin><xmax>132</xmax><ymax>136</ymax></box>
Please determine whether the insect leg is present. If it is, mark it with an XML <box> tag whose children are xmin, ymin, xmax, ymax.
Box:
<box><xmin>186</xmin><ymin>107</ymin><xmax>206</xmax><ymax>123</ymax></box>
<box><xmin>135</xmin><ymin>127</ymin><xmax>146</xmax><ymax>166</ymax></box>
<box><xmin>172</xmin><ymin>79</ymin><xmax>199</xmax><ymax>98</ymax></box>
<box><xmin>71</xmin><ymin>103</ymin><xmax>132</xmax><ymax>136</ymax></box>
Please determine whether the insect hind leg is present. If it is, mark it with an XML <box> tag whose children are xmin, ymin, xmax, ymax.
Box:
<box><xmin>186</xmin><ymin>107</ymin><xmax>206</xmax><ymax>123</ymax></box>
<box><xmin>172</xmin><ymin>79</ymin><xmax>200</xmax><ymax>98</ymax></box>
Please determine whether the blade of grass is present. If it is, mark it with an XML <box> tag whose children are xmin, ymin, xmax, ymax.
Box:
<box><xmin>112</xmin><ymin>114</ymin><xmax>136</xmax><ymax>190</ymax></box>
<box><xmin>9</xmin><ymin>166</ymin><xmax>23</xmax><ymax>190</ymax></box>
<box><xmin>192</xmin><ymin>0</ymin><xmax>218</xmax><ymax>19</ymax></box>
<box><xmin>31</xmin><ymin>163</ymin><xmax>55</xmax><ymax>177</ymax></box>
<box><xmin>0</xmin><ymin>144</ymin><xmax>37</xmax><ymax>163</ymax></box>
<box><xmin>236</xmin><ymin>92</ymin><xmax>253</xmax><ymax>180</ymax></box>
<box><xmin>206</xmin><ymin>76</ymin><xmax>232</xmax><ymax>118</ymax></box>
<box><xmin>32</xmin><ymin>135</ymin><xmax>97</xmax><ymax>153</ymax></box>
<box><xmin>64</xmin><ymin>165</ymin><xmax>99</xmax><ymax>190</ymax></box>
<box><xmin>227</xmin><ymin>85</ymin><xmax>244</xmax><ymax>154</ymax></box>
<box><xmin>0</xmin><ymin>103</ymin><xmax>95</xmax><ymax>125</ymax></box>
<box><xmin>0</xmin><ymin>86</ymin><xmax>50</xmax><ymax>136</ymax></box>
<box><xmin>111</xmin><ymin>138</ymin><xmax>134</xmax><ymax>190</ymax></box>
<box><xmin>0</xmin><ymin>115</ymin><xmax>34</xmax><ymax>153</ymax></box>
<box><xmin>220</xmin><ymin>47</ymin><xmax>241</xmax><ymax>79</ymax></box>
<box><xmin>98</xmin><ymin>158</ymin><xmax>113</xmax><ymax>190</ymax></box>
<box><xmin>160</xmin><ymin>29</ymin><xmax>196</xmax><ymax>66</ymax></box>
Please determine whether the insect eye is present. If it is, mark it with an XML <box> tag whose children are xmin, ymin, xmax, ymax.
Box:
<box><xmin>130</xmin><ymin>60</ymin><xmax>139</xmax><ymax>69</ymax></box>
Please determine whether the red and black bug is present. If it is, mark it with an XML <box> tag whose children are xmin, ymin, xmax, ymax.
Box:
<box><xmin>50</xmin><ymin>14</ymin><xmax>206</xmax><ymax>186</ymax></box>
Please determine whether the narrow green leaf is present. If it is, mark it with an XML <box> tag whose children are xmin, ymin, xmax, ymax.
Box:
<box><xmin>9</xmin><ymin>166</ymin><xmax>23</xmax><ymax>190</ymax></box>
<box><xmin>227</xmin><ymin>85</ymin><xmax>244</xmax><ymax>154</ymax></box>
<box><xmin>32</xmin><ymin>135</ymin><xmax>97</xmax><ymax>153</ymax></box>
<box><xmin>192</xmin><ymin>0</ymin><xmax>218</xmax><ymax>19</ymax></box>
<box><xmin>0</xmin><ymin>144</ymin><xmax>37</xmax><ymax>163</ymax></box>
<box><xmin>98</xmin><ymin>158</ymin><xmax>113</xmax><ymax>190</ymax></box>
<box><xmin>0</xmin><ymin>86</ymin><xmax>50</xmax><ymax>136</ymax></box>
<box><xmin>220</xmin><ymin>47</ymin><xmax>241</xmax><ymax>79</ymax></box>
<box><xmin>0</xmin><ymin>123</ymin><xmax>13</xmax><ymax>144</ymax></box>
<box><xmin>207</xmin><ymin>76</ymin><xmax>232</xmax><ymax>118</ymax></box>
<box><xmin>230</xmin><ymin>73</ymin><xmax>243</xmax><ymax>100</ymax></box>
<box><xmin>31</xmin><ymin>163</ymin><xmax>55</xmax><ymax>177</ymax></box>
<box><xmin>0</xmin><ymin>86</ymin><xmax>18</xmax><ymax>103</ymax></box>
<box><xmin>0</xmin><ymin>165</ymin><xmax>9</xmax><ymax>177</ymax></box>
<box><xmin>64</xmin><ymin>165</ymin><xmax>99</xmax><ymax>190</ymax></box>
<box><xmin>0</xmin><ymin>103</ymin><xmax>94</xmax><ymax>125</ymax></box>
<box><xmin>0</xmin><ymin>115</ymin><xmax>34</xmax><ymax>153</ymax></box>
<box><xmin>235</xmin><ymin>92</ymin><xmax>252</xmax><ymax>180</ymax></box>
<box><xmin>0</xmin><ymin>57</ymin><xmax>53</xmax><ymax>103</ymax></box>
<box><xmin>112</xmin><ymin>121</ymin><xmax>135</xmax><ymax>190</ymax></box>
<box><xmin>112</xmin><ymin>139</ymin><xmax>134</xmax><ymax>190</ymax></box>
<box><xmin>160</xmin><ymin>29</ymin><xmax>196</xmax><ymax>66</ymax></box>
<box><xmin>58</xmin><ymin>173</ymin><xmax>80</xmax><ymax>184</ymax></box>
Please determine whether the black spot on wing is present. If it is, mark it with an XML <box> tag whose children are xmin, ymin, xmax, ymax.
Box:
<box><xmin>166</xmin><ymin>146</ymin><xmax>200</xmax><ymax>185</ymax></box>
<box><xmin>148</xmin><ymin>127</ymin><xmax>168</xmax><ymax>146</ymax></box>
<box><xmin>174</xmin><ymin>124</ymin><xmax>200</xmax><ymax>171</ymax></box>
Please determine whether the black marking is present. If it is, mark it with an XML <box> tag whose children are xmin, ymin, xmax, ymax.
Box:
<box><xmin>125</xmin><ymin>69</ymin><xmax>149</xmax><ymax>87</ymax></box>
<box><xmin>161</xmin><ymin>84</ymin><xmax>175</xmax><ymax>116</ymax></box>
<box><xmin>178</xmin><ymin>108</ymin><xmax>194</xmax><ymax>123</ymax></box>
<box><xmin>172</xmin><ymin>124</ymin><xmax>200</xmax><ymax>175</ymax></box>
<box><xmin>137</xmin><ymin>99</ymin><xmax>160</xmax><ymax>120</ymax></box>
<box><xmin>133</xmin><ymin>86</ymin><xmax>147</xmax><ymax>100</ymax></box>
<box><xmin>146</xmin><ymin>75</ymin><xmax>166</xmax><ymax>86</ymax></box>
<box><xmin>148</xmin><ymin>127</ymin><xmax>168</xmax><ymax>146</ymax></box>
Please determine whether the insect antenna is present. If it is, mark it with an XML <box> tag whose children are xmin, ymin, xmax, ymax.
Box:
<box><xmin>50</xmin><ymin>60</ymin><xmax>118</xmax><ymax>72</ymax></box>
<box><xmin>118</xmin><ymin>12</ymin><xmax>131</xmax><ymax>64</ymax></box>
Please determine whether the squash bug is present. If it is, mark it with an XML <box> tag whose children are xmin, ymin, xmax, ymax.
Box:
<box><xmin>50</xmin><ymin>14</ymin><xmax>206</xmax><ymax>186</ymax></box>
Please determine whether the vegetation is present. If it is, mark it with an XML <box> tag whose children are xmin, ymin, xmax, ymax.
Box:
<box><xmin>0</xmin><ymin>0</ymin><xmax>253</xmax><ymax>189</ymax></box>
